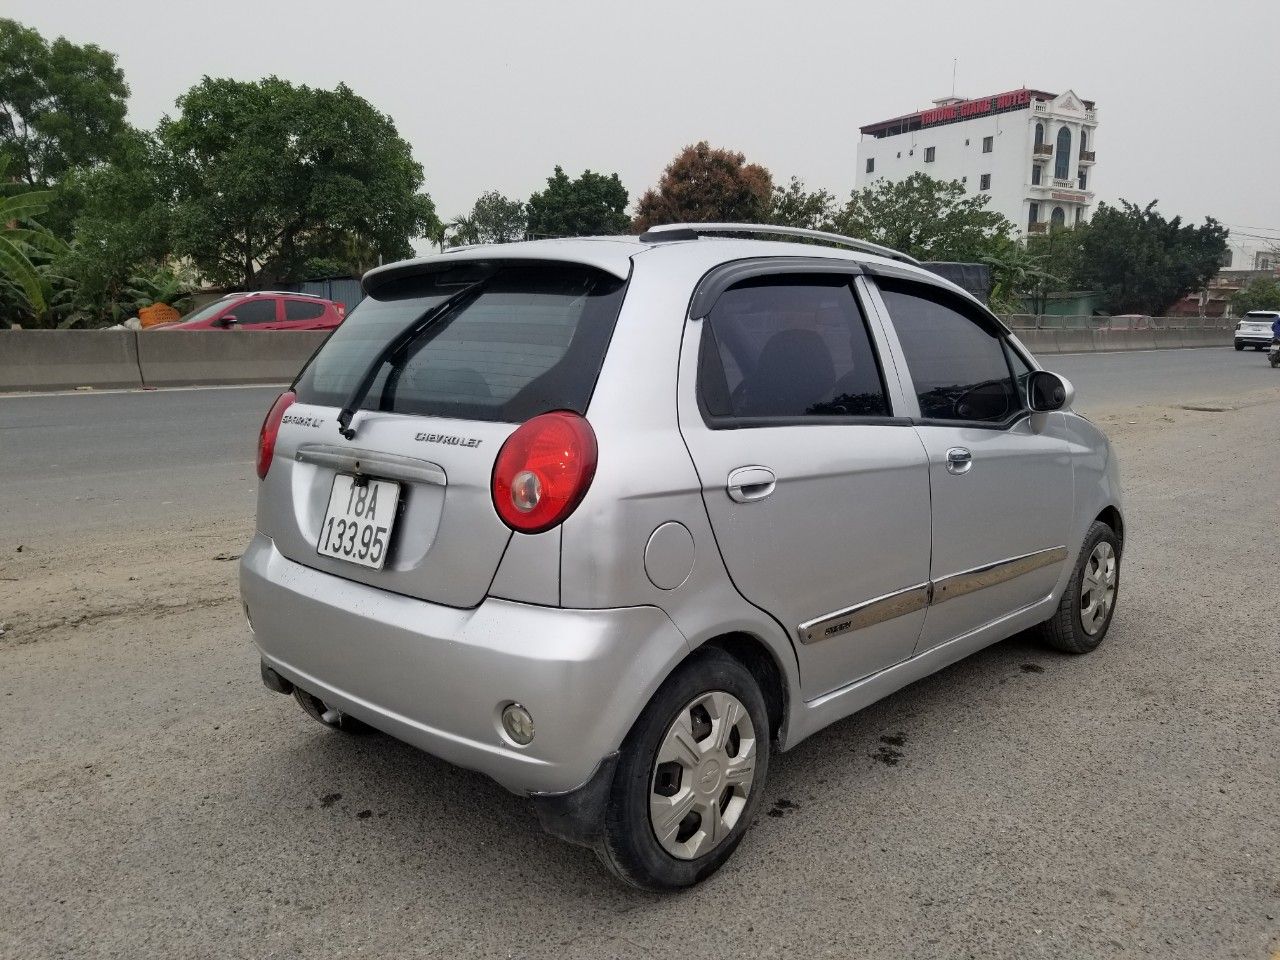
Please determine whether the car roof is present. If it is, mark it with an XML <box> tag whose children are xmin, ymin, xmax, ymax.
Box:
<box><xmin>362</xmin><ymin>234</ymin><xmax>973</xmax><ymax>303</ymax></box>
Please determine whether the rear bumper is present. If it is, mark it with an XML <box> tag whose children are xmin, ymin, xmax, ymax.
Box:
<box><xmin>1235</xmin><ymin>335</ymin><xmax>1274</xmax><ymax>346</ymax></box>
<box><xmin>240</xmin><ymin>533</ymin><xmax>690</xmax><ymax>794</ymax></box>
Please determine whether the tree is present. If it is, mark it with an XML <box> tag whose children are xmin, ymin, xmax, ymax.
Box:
<box><xmin>50</xmin><ymin>132</ymin><xmax>175</xmax><ymax>326</ymax></box>
<box><xmin>1075</xmin><ymin>200</ymin><xmax>1228</xmax><ymax>315</ymax></box>
<box><xmin>526</xmin><ymin>166</ymin><xmax>629</xmax><ymax>238</ymax></box>
<box><xmin>158</xmin><ymin>77</ymin><xmax>439</xmax><ymax>288</ymax></box>
<box><xmin>0</xmin><ymin>156</ymin><xmax>66</xmax><ymax>321</ymax></box>
<box><xmin>633</xmin><ymin>141</ymin><xmax>772</xmax><ymax>231</ymax></box>
<box><xmin>1231</xmin><ymin>275</ymin><xmax>1280</xmax><ymax>316</ymax></box>
<box><xmin>766</xmin><ymin>176</ymin><xmax>836</xmax><ymax>230</ymax></box>
<box><xmin>829</xmin><ymin>173</ymin><xmax>1014</xmax><ymax>262</ymax></box>
<box><xmin>1021</xmin><ymin>225</ymin><xmax>1091</xmax><ymax>315</ymax></box>
<box><xmin>0</xmin><ymin>19</ymin><xmax>131</xmax><ymax>187</ymax></box>
<box><xmin>448</xmin><ymin>190</ymin><xmax>527</xmax><ymax>246</ymax></box>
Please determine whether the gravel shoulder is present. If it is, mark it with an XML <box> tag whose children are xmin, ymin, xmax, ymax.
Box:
<box><xmin>2</xmin><ymin>386</ymin><xmax>1278</xmax><ymax>959</ymax></box>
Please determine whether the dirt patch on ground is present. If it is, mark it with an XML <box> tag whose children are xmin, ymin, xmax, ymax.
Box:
<box><xmin>0</xmin><ymin>518</ymin><xmax>250</xmax><ymax>648</ymax></box>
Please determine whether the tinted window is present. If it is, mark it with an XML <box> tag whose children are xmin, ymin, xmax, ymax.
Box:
<box><xmin>285</xmin><ymin>299</ymin><xmax>327</xmax><ymax>321</ymax></box>
<box><xmin>229</xmin><ymin>299</ymin><xmax>277</xmax><ymax>324</ymax></box>
<box><xmin>1004</xmin><ymin>340</ymin><xmax>1034</xmax><ymax>406</ymax></box>
<box><xmin>879</xmin><ymin>281</ymin><xmax>1018</xmax><ymax>423</ymax></box>
<box><xmin>699</xmin><ymin>277</ymin><xmax>889</xmax><ymax>421</ymax></box>
<box><xmin>293</xmin><ymin>263</ymin><xmax>625</xmax><ymax>423</ymax></box>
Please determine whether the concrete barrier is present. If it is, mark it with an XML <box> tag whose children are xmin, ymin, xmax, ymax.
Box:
<box><xmin>135</xmin><ymin>330</ymin><xmax>330</xmax><ymax>388</ymax></box>
<box><xmin>0</xmin><ymin>329</ymin><xmax>142</xmax><ymax>391</ymax></box>
<box><xmin>0</xmin><ymin>324</ymin><xmax>1240</xmax><ymax>393</ymax></box>
<box><xmin>1016</xmin><ymin>329</ymin><xmax>1059</xmax><ymax>354</ymax></box>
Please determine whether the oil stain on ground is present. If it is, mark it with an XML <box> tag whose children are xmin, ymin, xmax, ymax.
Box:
<box><xmin>872</xmin><ymin>733</ymin><xmax>906</xmax><ymax>766</ymax></box>
<box><xmin>767</xmin><ymin>798</ymin><xmax>800</xmax><ymax>818</ymax></box>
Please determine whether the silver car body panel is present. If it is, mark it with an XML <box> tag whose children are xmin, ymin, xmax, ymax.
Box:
<box><xmin>241</xmin><ymin>532</ymin><xmax>690</xmax><ymax>794</ymax></box>
<box><xmin>243</xmin><ymin>234</ymin><xmax>1124</xmax><ymax>794</ymax></box>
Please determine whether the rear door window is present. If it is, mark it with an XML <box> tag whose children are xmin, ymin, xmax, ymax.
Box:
<box><xmin>698</xmin><ymin>276</ymin><xmax>890</xmax><ymax>422</ymax></box>
<box><xmin>878</xmin><ymin>279</ymin><xmax>1020</xmax><ymax>424</ymax></box>
<box><xmin>285</xmin><ymin>299</ymin><xmax>327</xmax><ymax>321</ymax></box>
<box><xmin>293</xmin><ymin>263</ymin><xmax>627</xmax><ymax>423</ymax></box>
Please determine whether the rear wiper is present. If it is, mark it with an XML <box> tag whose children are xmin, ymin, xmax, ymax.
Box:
<box><xmin>336</xmin><ymin>280</ymin><xmax>488</xmax><ymax>440</ymax></box>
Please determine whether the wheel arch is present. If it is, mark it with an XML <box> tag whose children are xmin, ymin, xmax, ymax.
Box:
<box><xmin>698</xmin><ymin>631</ymin><xmax>789</xmax><ymax>744</ymax></box>
<box><xmin>1094</xmin><ymin>504</ymin><xmax>1124</xmax><ymax>553</ymax></box>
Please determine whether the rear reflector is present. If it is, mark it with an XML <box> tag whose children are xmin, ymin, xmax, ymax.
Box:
<box><xmin>257</xmin><ymin>391</ymin><xmax>296</xmax><ymax>479</ymax></box>
<box><xmin>491</xmin><ymin>411</ymin><xmax>597</xmax><ymax>534</ymax></box>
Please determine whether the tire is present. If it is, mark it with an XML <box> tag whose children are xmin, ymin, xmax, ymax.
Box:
<box><xmin>1035</xmin><ymin>521</ymin><xmax>1120</xmax><ymax>654</ymax></box>
<box><xmin>293</xmin><ymin>687</ymin><xmax>373</xmax><ymax>734</ymax></box>
<box><xmin>1234</xmin><ymin>341</ymin><xmax>1244</xmax><ymax>351</ymax></box>
<box><xmin>599</xmin><ymin>648</ymin><xmax>770</xmax><ymax>890</ymax></box>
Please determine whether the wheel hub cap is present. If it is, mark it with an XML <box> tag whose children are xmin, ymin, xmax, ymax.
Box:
<box><xmin>649</xmin><ymin>690</ymin><xmax>756</xmax><ymax>860</ymax></box>
<box><xmin>1080</xmin><ymin>541</ymin><xmax>1118</xmax><ymax>636</ymax></box>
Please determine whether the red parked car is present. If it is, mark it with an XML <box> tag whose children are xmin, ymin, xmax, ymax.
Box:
<box><xmin>159</xmin><ymin>291</ymin><xmax>346</xmax><ymax>331</ymax></box>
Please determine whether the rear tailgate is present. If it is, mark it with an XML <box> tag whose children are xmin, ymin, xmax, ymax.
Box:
<box><xmin>258</xmin><ymin>259</ymin><xmax>628</xmax><ymax>608</ymax></box>
<box><xmin>261</xmin><ymin>410</ymin><xmax>515</xmax><ymax>608</ymax></box>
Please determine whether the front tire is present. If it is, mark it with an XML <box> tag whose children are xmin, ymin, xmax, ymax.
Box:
<box><xmin>1035</xmin><ymin>521</ymin><xmax>1120</xmax><ymax>654</ymax></box>
<box><xmin>599</xmin><ymin>648</ymin><xmax>770</xmax><ymax>890</ymax></box>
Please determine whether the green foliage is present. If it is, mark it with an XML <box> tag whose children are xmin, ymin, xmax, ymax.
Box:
<box><xmin>449</xmin><ymin>190</ymin><xmax>527</xmax><ymax>246</ymax></box>
<box><xmin>158</xmin><ymin>76</ymin><xmax>439</xmax><ymax>288</ymax></box>
<box><xmin>830</xmin><ymin>172</ymin><xmax>1014</xmax><ymax>262</ymax></box>
<box><xmin>0</xmin><ymin>156</ymin><xmax>67</xmax><ymax>321</ymax></box>
<box><xmin>0</xmin><ymin>18</ymin><xmax>131</xmax><ymax>188</ymax></box>
<box><xmin>1020</xmin><ymin>226</ymin><xmax>1090</xmax><ymax>314</ymax></box>
<box><xmin>1231</xmin><ymin>275</ymin><xmax>1280</xmax><ymax>316</ymax></box>
<box><xmin>766</xmin><ymin>177</ymin><xmax>836</xmax><ymax>230</ymax></box>
<box><xmin>1075</xmin><ymin>200</ymin><xmax>1228</xmax><ymax>315</ymax></box>
<box><xmin>526</xmin><ymin>166</ymin><xmax>629</xmax><ymax>238</ymax></box>
<box><xmin>980</xmin><ymin>235</ymin><xmax>1064</xmax><ymax>315</ymax></box>
<box><xmin>633</xmin><ymin>141</ymin><xmax>772</xmax><ymax>231</ymax></box>
<box><xmin>49</xmin><ymin>133</ymin><xmax>175</xmax><ymax>327</ymax></box>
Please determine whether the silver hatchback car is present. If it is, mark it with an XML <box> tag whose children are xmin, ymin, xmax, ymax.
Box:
<box><xmin>241</xmin><ymin>223</ymin><xmax>1123</xmax><ymax>889</ymax></box>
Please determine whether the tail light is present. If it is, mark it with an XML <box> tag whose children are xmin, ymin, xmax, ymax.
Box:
<box><xmin>336</xmin><ymin>303</ymin><xmax>346</xmax><ymax>319</ymax></box>
<box><xmin>257</xmin><ymin>391</ymin><xmax>296</xmax><ymax>479</ymax></box>
<box><xmin>491</xmin><ymin>411</ymin><xmax>597</xmax><ymax>534</ymax></box>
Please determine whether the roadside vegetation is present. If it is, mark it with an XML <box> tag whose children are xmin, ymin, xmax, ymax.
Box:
<box><xmin>0</xmin><ymin>17</ymin><xmax>1233</xmax><ymax>328</ymax></box>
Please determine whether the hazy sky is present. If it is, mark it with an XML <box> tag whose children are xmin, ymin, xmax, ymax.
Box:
<box><xmin>10</xmin><ymin>0</ymin><xmax>1280</xmax><ymax>249</ymax></box>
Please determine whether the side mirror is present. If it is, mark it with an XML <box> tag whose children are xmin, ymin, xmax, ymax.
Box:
<box><xmin>218</xmin><ymin>314</ymin><xmax>239</xmax><ymax>328</ymax></box>
<box><xmin>1028</xmin><ymin>370</ymin><xmax>1074</xmax><ymax>412</ymax></box>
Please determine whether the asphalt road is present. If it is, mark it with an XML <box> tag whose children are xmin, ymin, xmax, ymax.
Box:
<box><xmin>1</xmin><ymin>347</ymin><xmax>1278</xmax><ymax>959</ymax></box>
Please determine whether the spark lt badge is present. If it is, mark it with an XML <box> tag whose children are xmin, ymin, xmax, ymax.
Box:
<box><xmin>415</xmin><ymin>432</ymin><xmax>482</xmax><ymax>449</ymax></box>
<box><xmin>282</xmin><ymin>415</ymin><xmax>323</xmax><ymax>428</ymax></box>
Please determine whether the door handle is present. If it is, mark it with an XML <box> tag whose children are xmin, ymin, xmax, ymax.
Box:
<box><xmin>945</xmin><ymin>447</ymin><xmax>973</xmax><ymax>475</ymax></box>
<box><xmin>727</xmin><ymin>466</ymin><xmax>777</xmax><ymax>503</ymax></box>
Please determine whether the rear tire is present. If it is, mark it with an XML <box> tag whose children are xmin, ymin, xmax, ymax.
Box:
<box><xmin>598</xmin><ymin>648</ymin><xmax>770</xmax><ymax>890</ymax></box>
<box><xmin>293</xmin><ymin>688</ymin><xmax>373</xmax><ymax>734</ymax></box>
<box><xmin>1234</xmin><ymin>341</ymin><xmax>1244</xmax><ymax>351</ymax></box>
<box><xmin>1035</xmin><ymin>521</ymin><xmax>1120</xmax><ymax>655</ymax></box>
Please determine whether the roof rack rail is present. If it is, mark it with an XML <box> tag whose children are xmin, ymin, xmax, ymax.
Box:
<box><xmin>637</xmin><ymin>222</ymin><xmax>921</xmax><ymax>266</ymax></box>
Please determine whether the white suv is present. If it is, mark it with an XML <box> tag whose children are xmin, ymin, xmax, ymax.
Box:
<box><xmin>1235</xmin><ymin>311</ymin><xmax>1279</xmax><ymax>350</ymax></box>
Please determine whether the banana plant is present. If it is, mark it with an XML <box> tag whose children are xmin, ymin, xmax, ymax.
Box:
<box><xmin>0</xmin><ymin>157</ymin><xmax>67</xmax><ymax>315</ymax></box>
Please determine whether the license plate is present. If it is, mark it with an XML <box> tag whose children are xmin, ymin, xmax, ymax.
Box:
<box><xmin>316</xmin><ymin>475</ymin><xmax>400</xmax><ymax>569</ymax></box>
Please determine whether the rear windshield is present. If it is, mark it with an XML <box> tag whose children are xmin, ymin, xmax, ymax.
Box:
<box><xmin>293</xmin><ymin>262</ymin><xmax>627</xmax><ymax>423</ymax></box>
<box><xmin>1244</xmin><ymin>312</ymin><xmax>1278</xmax><ymax>319</ymax></box>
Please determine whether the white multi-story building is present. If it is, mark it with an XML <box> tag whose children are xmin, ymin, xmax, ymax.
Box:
<box><xmin>855</xmin><ymin>87</ymin><xmax>1098</xmax><ymax>236</ymax></box>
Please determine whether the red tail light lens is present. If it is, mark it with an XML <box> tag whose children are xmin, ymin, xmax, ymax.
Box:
<box><xmin>492</xmin><ymin>411</ymin><xmax>597</xmax><ymax>534</ymax></box>
<box><xmin>256</xmin><ymin>391</ymin><xmax>296</xmax><ymax>479</ymax></box>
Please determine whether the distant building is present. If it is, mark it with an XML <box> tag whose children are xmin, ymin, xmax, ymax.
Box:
<box><xmin>856</xmin><ymin>88</ymin><xmax>1098</xmax><ymax>236</ymax></box>
<box><xmin>1223</xmin><ymin>236</ymin><xmax>1280</xmax><ymax>272</ymax></box>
